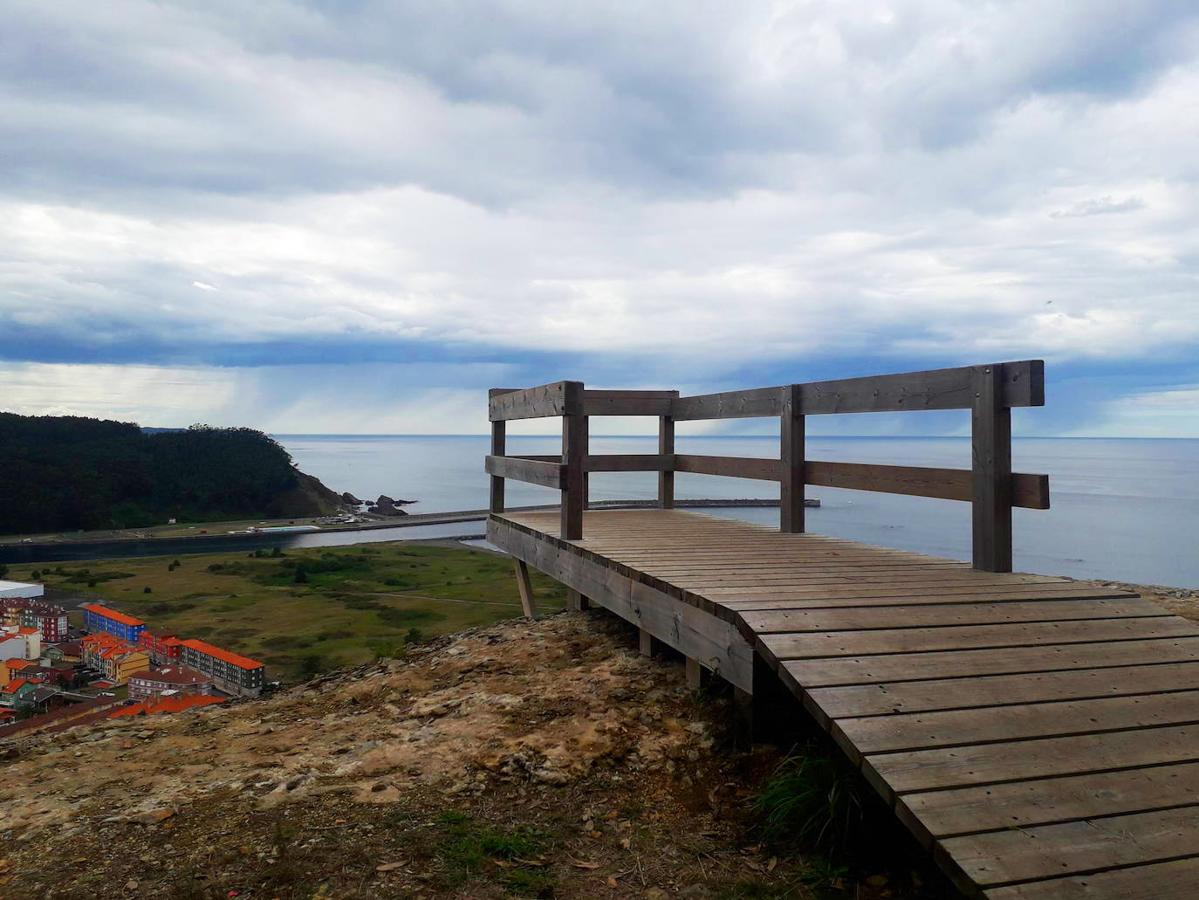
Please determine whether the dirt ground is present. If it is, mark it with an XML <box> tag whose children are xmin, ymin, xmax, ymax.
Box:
<box><xmin>0</xmin><ymin>612</ymin><xmax>944</xmax><ymax>900</ymax></box>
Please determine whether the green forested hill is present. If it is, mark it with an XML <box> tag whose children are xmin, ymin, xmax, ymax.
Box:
<box><xmin>0</xmin><ymin>413</ymin><xmax>343</xmax><ymax>534</ymax></box>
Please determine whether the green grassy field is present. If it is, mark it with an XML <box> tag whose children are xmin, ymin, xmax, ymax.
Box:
<box><xmin>14</xmin><ymin>542</ymin><xmax>567</xmax><ymax>682</ymax></box>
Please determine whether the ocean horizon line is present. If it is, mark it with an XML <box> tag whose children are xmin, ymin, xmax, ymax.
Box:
<box><xmin>269</xmin><ymin>432</ymin><xmax>1197</xmax><ymax>441</ymax></box>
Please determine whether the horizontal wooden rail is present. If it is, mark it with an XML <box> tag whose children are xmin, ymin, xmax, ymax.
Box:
<box><xmin>671</xmin><ymin>361</ymin><xmax>1044</xmax><ymax>421</ymax></box>
<box><xmin>484</xmin><ymin>455</ymin><xmax>564</xmax><ymax>489</ymax></box>
<box><xmin>672</xmin><ymin>387</ymin><xmax>785</xmax><ymax>421</ymax></box>
<box><xmin>489</xmin><ymin>381</ymin><xmax>581</xmax><ymax>421</ymax></box>
<box><xmin>584</xmin><ymin>390</ymin><xmax>678</xmax><ymax>417</ymax></box>
<box><xmin>674</xmin><ymin>454</ymin><xmax>782</xmax><ymax>481</ymax></box>
<box><xmin>510</xmin><ymin>453</ymin><xmax>672</xmax><ymax>473</ymax></box>
<box><xmin>586</xmin><ymin>453</ymin><xmax>673</xmax><ymax>472</ymax></box>
<box><xmin>492</xmin><ymin>454</ymin><xmax>1049</xmax><ymax>509</ymax></box>
<box><xmin>806</xmin><ymin>461</ymin><xmax>1050</xmax><ymax>510</ymax></box>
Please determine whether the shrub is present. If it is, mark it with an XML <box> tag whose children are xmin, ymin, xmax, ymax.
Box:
<box><xmin>754</xmin><ymin>745</ymin><xmax>865</xmax><ymax>857</ymax></box>
<box><xmin>143</xmin><ymin>586</ymin><xmax>152</xmax><ymax>594</ymax></box>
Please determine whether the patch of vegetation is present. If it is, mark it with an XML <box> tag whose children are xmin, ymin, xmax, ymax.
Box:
<box><xmin>754</xmin><ymin>743</ymin><xmax>866</xmax><ymax>859</ymax></box>
<box><xmin>433</xmin><ymin>810</ymin><xmax>556</xmax><ymax>895</ymax></box>
<box><xmin>45</xmin><ymin>542</ymin><xmax>566</xmax><ymax>682</ymax></box>
<box><xmin>57</xmin><ymin>568</ymin><xmax>135</xmax><ymax>584</ymax></box>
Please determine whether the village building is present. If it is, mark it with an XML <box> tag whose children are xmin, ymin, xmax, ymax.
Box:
<box><xmin>0</xmin><ymin>580</ymin><xmax>43</xmax><ymax>601</ymax></box>
<box><xmin>81</xmin><ymin>633</ymin><xmax>150</xmax><ymax>685</ymax></box>
<box><xmin>0</xmin><ymin>626</ymin><xmax>41</xmax><ymax>663</ymax></box>
<box><xmin>128</xmin><ymin>666</ymin><xmax>212</xmax><ymax>700</ymax></box>
<box><xmin>139</xmin><ymin>631</ymin><xmax>183</xmax><ymax>666</ymax></box>
<box><xmin>178</xmin><ymin>639</ymin><xmax>264</xmax><ymax>697</ymax></box>
<box><xmin>2</xmin><ymin>598</ymin><xmax>68</xmax><ymax>642</ymax></box>
<box><xmin>43</xmin><ymin>640</ymin><xmax>82</xmax><ymax>664</ymax></box>
<box><xmin>0</xmin><ymin>679</ymin><xmax>38</xmax><ymax>708</ymax></box>
<box><xmin>81</xmin><ymin>603</ymin><xmax>145</xmax><ymax>643</ymax></box>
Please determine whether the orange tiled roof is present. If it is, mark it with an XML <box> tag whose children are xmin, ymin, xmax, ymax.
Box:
<box><xmin>16</xmin><ymin>627</ymin><xmax>38</xmax><ymax>636</ymax></box>
<box><xmin>6</xmin><ymin>659</ymin><xmax>35</xmax><ymax>670</ymax></box>
<box><xmin>81</xmin><ymin>603</ymin><xmax>145</xmax><ymax>628</ymax></box>
<box><xmin>3</xmin><ymin>679</ymin><xmax>29</xmax><ymax>694</ymax></box>
<box><xmin>109</xmin><ymin>694</ymin><xmax>225</xmax><ymax>718</ymax></box>
<box><xmin>178</xmin><ymin>639</ymin><xmax>263</xmax><ymax>671</ymax></box>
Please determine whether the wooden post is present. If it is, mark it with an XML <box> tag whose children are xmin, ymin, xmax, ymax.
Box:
<box><xmin>638</xmin><ymin>628</ymin><xmax>657</xmax><ymax>657</ymax></box>
<box><xmin>567</xmin><ymin>588</ymin><xmax>589</xmax><ymax>611</ymax></box>
<box><xmin>685</xmin><ymin>656</ymin><xmax>704</xmax><ymax>690</ymax></box>
<box><xmin>658</xmin><ymin>410</ymin><xmax>675</xmax><ymax>509</ymax></box>
<box><xmin>780</xmin><ymin>384</ymin><xmax>805</xmax><ymax>533</ymax></box>
<box><xmin>582</xmin><ymin>415</ymin><xmax>590</xmax><ymax>510</ymax></box>
<box><xmin>514</xmin><ymin>559</ymin><xmax>536</xmax><ymax>618</ymax></box>
<box><xmin>561</xmin><ymin>381</ymin><xmax>586</xmax><ymax>541</ymax></box>
<box><xmin>972</xmin><ymin>365</ymin><xmax>1013</xmax><ymax>572</ymax></box>
<box><xmin>489</xmin><ymin>419</ymin><xmax>505</xmax><ymax>515</ymax></box>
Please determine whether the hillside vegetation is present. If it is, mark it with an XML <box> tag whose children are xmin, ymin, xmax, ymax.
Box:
<box><xmin>13</xmin><ymin>542</ymin><xmax>568</xmax><ymax>680</ymax></box>
<box><xmin>0</xmin><ymin>412</ymin><xmax>344</xmax><ymax>534</ymax></box>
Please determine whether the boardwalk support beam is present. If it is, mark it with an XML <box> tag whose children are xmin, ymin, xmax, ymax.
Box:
<box><xmin>513</xmin><ymin>559</ymin><xmax>536</xmax><ymax>619</ymax></box>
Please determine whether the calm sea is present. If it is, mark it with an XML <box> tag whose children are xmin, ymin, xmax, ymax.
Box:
<box><xmin>278</xmin><ymin>435</ymin><xmax>1199</xmax><ymax>590</ymax></box>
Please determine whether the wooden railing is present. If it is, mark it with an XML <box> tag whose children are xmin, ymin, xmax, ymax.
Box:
<box><xmin>486</xmin><ymin>361</ymin><xmax>1049</xmax><ymax>571</ymax></box>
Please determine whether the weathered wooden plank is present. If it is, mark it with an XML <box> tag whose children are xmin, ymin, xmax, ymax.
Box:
<box><xmin>584</xmin><ymin>453</ymin><xmax>672</xmax><ymax>472</ymax></box>
<box><xmin>795</xmin><ymin>360</ymin><xmax>1044</xmax><ymax>415</ymax></box>
<box><xmin>806</xmin><ymin>461</ymin><xmax>1050</xmax><ymax>510</ymax></box>
<box><xmin>982</xmin><ymin>852</ymin><xmax>1199</xmax><ymax>900</ymax></box>
<box><xmin>514</xmin><ymin>559</ymin><xmax>536</xmax><ymax>618</ymax></box>
<box><xmin>942</xmin><ymin>805</ymin><xmax>1199</xmax><ymax>888</ymax></box>
<box><xmin>489</xmin><ymin>381</ymin><xmax>576</xmax><ymax>420</ymax></box>
<box><xmin>484</xmin><ymin>455</ymin><xmax>564</xmax><ymax>489</ymax></box>
<box><xmin>666</xmin><ymin>361</ymin><xmax>1044</xmax><ymax>420</ymax></box>
<box><xmin>781</xmin><ymin>384</ymin><xmax>805</xmax><ymax>532</ymax></box>
<box><xmin>713</xmin><ymin>584</ymin><xmax>1119</xmax><ymax>607</ymax></box>
<box><xmin>489</xmin><ymin>420</ymin><xmax>506</xmax><ymax>514</ymax></box>
<box><xmin>973</xmin><ymin>364</ymin><xmax>1014</xmax><ymax>571</ymax></box>
<box><xmin>487</xmin><ymin>517</ymin><xmax>753</xmax><ymax>691</ymax></box>
<box><xmin>763</xmin><ymin>616</ymin><xmax>1191</xmax><ymax>661</ymax></box>
<box><xmin>674</xmin><ymin>454</ymin><xmax>782</xmax><ymax>481</ymax></box>
<box><xmin>864</xmin><ymin>722</ymin><xmax>1199</xmax><ymax>796</ymax></box>
<box><xmin>741</xmin><ymin>599</ymin><xmax>1160</xmax><ymax>635</ymax></box>
<box><xmin>836</xmin><ymin>689</ymin><xmax>1199</xmax><ymax>758</ymax></box>
<box><xmin>658</xmin><ymin>410</ymin><xmax>675</xmax><ymax>509</ymax></box>
<box><xmin>808</xmin><ymin>661</ymin><xmax>1199</xmax><ymax>719</ymax></box>
<box><xmin>671</xmin><ymin>386</ymin><xmax>785</xmax><ymax>421</ymax></box>
<box><xmin>901</xmin><ymin>760</ymin><xmax>1199</xmax><ymax>841</ymax></box>
<box><xmin>779</xmin><ymin>636</ymin><xmax>1199</xmax><ymax>689</ymax></box>
<box><xmin>561</xmin><ymin>382</ymin><xmax>586</xmax><ymax>541</ymax></box>
<box><xmin>583</xmin><ymin>389</ymin><xmax>676</xmax><ymax>417</ymax></box>
<box><xmin>675</xmin><ymin>571</ymin><xmax>1076</xmax><ymax>588</ymax></box>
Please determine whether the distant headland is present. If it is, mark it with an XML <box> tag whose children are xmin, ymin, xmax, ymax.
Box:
<box><xmin>0</xmin><ymin>412</ymin><xmax>347</xmax><ymax>535</ymax></box>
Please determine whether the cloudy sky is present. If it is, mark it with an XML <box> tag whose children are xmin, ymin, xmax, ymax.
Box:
<box><xmin>2</xmin><ymin>1</ymin><xmax>1197</xmax><ymax>435</ymax></box>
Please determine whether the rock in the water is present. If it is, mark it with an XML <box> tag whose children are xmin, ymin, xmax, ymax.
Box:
<box><xmin>373</xmin><ymin>496</ymin><xmax>409</xmax><ymax>517</ymax></box>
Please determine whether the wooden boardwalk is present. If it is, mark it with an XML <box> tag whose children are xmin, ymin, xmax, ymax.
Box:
<box><xmin>490</xmin><ymin>508</ymin><xmax>1199</xmax><ymax>899</ymax></box>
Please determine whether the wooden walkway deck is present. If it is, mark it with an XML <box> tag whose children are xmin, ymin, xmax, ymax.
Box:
<box><xmin>490</xmin><ymin>508</ymin><xmax>1199</xmax><ymax>900</ymax></box>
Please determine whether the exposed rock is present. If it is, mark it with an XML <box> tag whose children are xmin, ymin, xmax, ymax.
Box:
<box><xmin>341</xmin><ymin>491</ymin><xmax>363</xmax><ymax>505</ymax></box>
<box><xmin>373</xmin><ymin>495</ymin><xmax>410</xmax><ymax>517</ymax></box>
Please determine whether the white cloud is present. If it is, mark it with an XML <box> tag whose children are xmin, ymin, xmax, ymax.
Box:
<box><xmin>0</xmin><ymin>1</ymin><xmax>1197</xmax><ymax>431</ymax></box>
